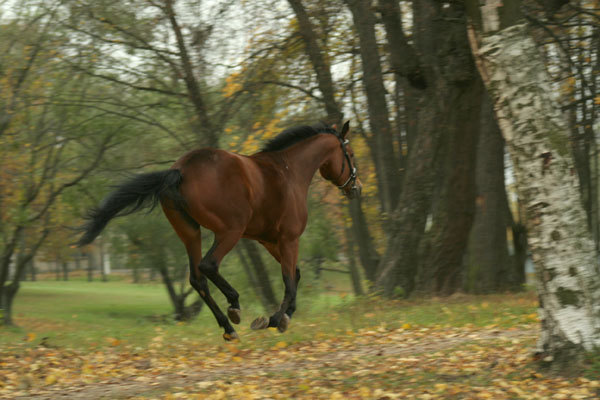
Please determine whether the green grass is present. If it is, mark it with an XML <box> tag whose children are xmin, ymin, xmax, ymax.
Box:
<box><xmin>0</xmin><ymin>279</ymin><xmax>539</xmax><ymax>353</ymax></box>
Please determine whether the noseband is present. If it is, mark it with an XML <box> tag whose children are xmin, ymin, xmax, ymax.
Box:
<box><xmin>336</xmin><ymin>136</ymin><xmax>358</xmax><ymax>191</ymax></box>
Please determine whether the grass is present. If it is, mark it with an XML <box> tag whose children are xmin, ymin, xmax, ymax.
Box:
<box><xmin>1</xmin><ymin>278</ymin><xmax>539</xmax><ymax>353</ymax></box>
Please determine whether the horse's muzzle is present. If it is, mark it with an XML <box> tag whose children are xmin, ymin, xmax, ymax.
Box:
<box><xmin>346</xmin><ymin>182</ymin><xmax>362</xmax><ymax>199</ymax></box>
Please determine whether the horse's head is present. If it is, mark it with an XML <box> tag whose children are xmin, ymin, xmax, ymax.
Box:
<box><xmin>320</xmin><ymin>121</ymin><xmax>362</xmax><ymax>199</ymax></box>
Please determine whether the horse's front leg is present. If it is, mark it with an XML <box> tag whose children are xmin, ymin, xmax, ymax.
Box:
<box><xmin>251</xmin><ymin>239</ymin><xmax>299</xmax><ymax>333</ymax></box>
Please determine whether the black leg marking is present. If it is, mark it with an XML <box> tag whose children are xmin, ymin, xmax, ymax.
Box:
<box><xmin>199</xmin><ymin>243</ymin><xmax>241</xmax><ymax>311</ymax></box>
<box><xmin>189</xmin><ymin>265</ymin><xmax>236</xmax><ymax>339</ymax></box>
<box><xmin>285</xmin><ymin>267</ymin><xmax>301</xmax><ymax>318</ymax></box>
<box><xmin>267</xmin><ymin>273</ymin><xmax>297</xmax><ymax>332</ymax></box>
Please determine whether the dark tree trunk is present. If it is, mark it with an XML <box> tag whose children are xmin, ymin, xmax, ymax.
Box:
<box><xmin>417</xmin><ymin>77</ymin><xmax>482</xmax><ymax>295</ymax></box>
<box><xmin>155</xmin><ymin>252</ymin><xmax>203</xmax><ymax>321</ymax></box>
<box><xmin>1</xmin><ymin>283</ymin><xmax>18</xmax><ymax>326</ymax></box>
<box><xmin>376</xmin><ymin>0</ymin><xmax>480</xmax><ymax>297</ymax></box>
<box><xmin>345</xmin><ymin>223</ymin><xmax>364</xmax><ymax>296</ymax></box>
<box><xmin>75</xmin><ymin>251</ymin><xmax>81</xmax><ymax>272</ymax></box>
<box><xmin>287</xmin><ymin>0</ymin><xmax>342</xmax><ymax>125</ymax></box>
<box><xmin>374</xmin><ymin>96</ymin><xmax>440</xmax><ymax>296</ymax></box>
<box><xmin>62</xmin><ymin>261</ymin><xmax>69</xmax><ymax>281</ymax></box>
<box><xmin>87</xmin><ymin>251</ymin><xmax>95</xmax><ymax>282</ymax></box>
<box><xmin>55</xmin><ymin>258</ymin><xmax>61</xmax><ymax>281</ymax></box>
<box><xmin>509</xmin><ymin>219</ymin><xmax>528</xmax><ymax>290</ymax></box>
<box><xmin>379</xmin><ymin>0</ymin><xmax>425</xmax><ymax>152</ymax></box>
<box><xmin>288</xmin><ymin>0</ymin><xmax>380</xmax><ymax>282</ymax></box>
<box><xmin>465</xmin><ymin>93</ymin><xmax>512</xmax><ymax>293</ymax></box>
<box><xmin>240</xmin><ymin>240</ymin><xmax>278</xmax><ymax>311</ymax></box>
<box><xmin>99</xmin><ymin>241</ymin><xmax>107</xmax><ymax>282</ymax></box>
<box><xmin>164</xmin><ymin>0</ymin><xmax>218</xmax><ymax>147</ymax></box>
<box><xmin>237</xmin><ymin>247</ymin><xmax>274</xmax><ymax>312</ymax></box>
<box><xmin>345</xmin><ymin>0</ymin><xmax>401</xmax><ymax>215</ymax></box>
<box><xmin>1</xmin><ymin>247</ymin><xmax>43</xmax><ymax>326</ymax></box>
<box><xmin>348</xmin><ymin>199</ymin><xmax>379</xmax><ymax>282</ymax></box>
<box><xmin>29</xmin><ymin>259</ymin><xmax>36</xmax><ymax>282</ymax></box>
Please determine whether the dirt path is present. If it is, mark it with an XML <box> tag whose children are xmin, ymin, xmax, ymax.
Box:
<box><xmin>17</xmin><ymin>327</ymin><xmax>538</xmax><ymax>400</ymax></box>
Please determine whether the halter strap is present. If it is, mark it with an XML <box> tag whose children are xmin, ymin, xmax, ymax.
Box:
<box><xmin>335</xmin><ymin>137</ymin><xmax>357</xmax><ymax>190</ymax></box>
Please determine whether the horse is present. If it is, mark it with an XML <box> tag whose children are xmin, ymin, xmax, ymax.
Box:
<box><xmin>78</xmin><ymin>121</ymin><xmax>362</xmax><ymax>341</ymax></box>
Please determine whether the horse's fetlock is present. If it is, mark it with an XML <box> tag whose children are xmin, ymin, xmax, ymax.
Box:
<box><xmin>189</xmin><ymin>276</ymin><xmax>200</xmax><ymax>290</ymax></box>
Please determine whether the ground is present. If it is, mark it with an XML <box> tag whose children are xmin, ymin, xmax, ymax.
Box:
<box><xmin>0</xmin><ymin>280</ymin><xmax>599</xmax><ymax>399</ymax></box>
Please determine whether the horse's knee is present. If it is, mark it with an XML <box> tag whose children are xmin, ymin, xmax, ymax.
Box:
<box><xmin>198</xmin><ymin>257</ymin><xmax>218</xmax><ymax>275</ymax></box>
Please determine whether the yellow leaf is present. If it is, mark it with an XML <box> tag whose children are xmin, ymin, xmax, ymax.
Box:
<box><xmin>358</xmin><ymin>386</ymin><xmax>371</xmax><ymax>398</ymax></box>
<box><xmin>594</xmin><ymin>95</ymin><xmax>600</xmax><ymax>105</ymax></box>
<box><xmin>105</xmin><ymin>337</ymin><xmax>121</xmax><ymax>346</ymax></box>
<box><xmin>274</xmin><ymin>341</ymin><xmax>287</xmax><ymax>349</ymax></box>
<box><xmin>232</xmin><ymin>356</ymin><xmax>243</xmax><ymax>362</ymax></box>
<box><xmin>434</xmin><ymin>383</ymin><xmax>447</xmax><ymax>391</ymax></box>
<box><xmin>402</xmin><ymin>323</ymin><xmax>412</xmax><ymax>330</ymax></box>
<box><xmin>45</xmin><ymin>374</ymin><xmax>57</xmax><ymax>385</ymax></box>
<box><xmin>24</xmin><ymin>333</ymin><xmax>36</xmax><ymax>342</ymax></box>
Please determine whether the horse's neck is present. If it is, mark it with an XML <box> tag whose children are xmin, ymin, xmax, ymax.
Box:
<box><xmin>282</xmin><ymin>134</ymin><xmax>337</xmax><ymax>187</ymax></box>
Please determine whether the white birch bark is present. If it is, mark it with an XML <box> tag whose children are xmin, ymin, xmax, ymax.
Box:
<box><xmin>470</xmin><ymin>22</ymin><xmax>600</xmax><ymax>361</ymax></box>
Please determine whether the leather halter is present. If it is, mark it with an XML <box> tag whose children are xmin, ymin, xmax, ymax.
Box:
<box><xmin>335</xmin><ymin>136</ymin><xmax>357</xmax><ymax>191</ymax></box>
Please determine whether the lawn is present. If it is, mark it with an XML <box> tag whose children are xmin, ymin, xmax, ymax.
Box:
<box><xmin>1</xmin><ymin>280</ymin><xmax>598</xmax><ymax>399</ymax></box>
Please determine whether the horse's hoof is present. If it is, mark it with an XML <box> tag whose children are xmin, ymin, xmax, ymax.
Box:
<box><xmin>250</xmin><ymin>316</ymin><xmax>269</xmax><ymax>330</ymax></box>
<box><xmin>228</xmin><ymin>307</ymin><xmax>241</xmax><ymax>324</ymax></box>
<box><xmin>278</xmin><ymin>314</ymin><xmax>290</xmax><ymax>333</ymax></box>
<box><xmin>223</xmin><ymin>332</ymin><xmax>239</xmax><ymax>341</ymax></box>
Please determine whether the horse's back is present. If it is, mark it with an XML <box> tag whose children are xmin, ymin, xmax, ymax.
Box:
<box><xmin>171</xmin><ymin>148</ymin><xmax>257</xmax><ymax>233</ymax></box>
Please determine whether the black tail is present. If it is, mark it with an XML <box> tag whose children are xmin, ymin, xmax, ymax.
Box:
<box><xmin>77</xmin><ymin>169</ymin><xmax>185</xmax><ymax>246</ymax></box>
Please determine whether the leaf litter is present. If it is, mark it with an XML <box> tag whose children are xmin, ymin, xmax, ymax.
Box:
<box><xmin>1</xmin><ymin>322</ymin><xmax>599</xmax><ymax>399</ymax></box>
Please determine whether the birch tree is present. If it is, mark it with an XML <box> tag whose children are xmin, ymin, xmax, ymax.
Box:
<box><xmin>466</xmin><ymin>0</ymin><xmax>600</xmax><ymax>367</ymax></box>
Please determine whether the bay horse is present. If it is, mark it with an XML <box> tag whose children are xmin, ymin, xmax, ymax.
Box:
<box><xmin>78</xmin><ymin>121</ymin><xmax>361</xmax><ymax>340</ymax></box>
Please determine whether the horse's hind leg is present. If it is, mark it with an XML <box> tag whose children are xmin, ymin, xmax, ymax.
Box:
<box><xmin>198</xmin><ymin>231</ymin><xmax>243</xmax><ymax>324</ymax></box>
<box><xmin>189</xmin><ymin>260</ymin><xmax>238</xmax><ymax>341</ymax></box>
<box><xmin>161</xmin><ymin>203</ymin><xmax>238</xmax><ymax>340</ymax></box>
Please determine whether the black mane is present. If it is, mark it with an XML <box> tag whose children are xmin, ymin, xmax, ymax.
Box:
<box><xmin>260</xmin><ymin>122</ymin><xmax>338</xmax><ymax>153</ymax></box>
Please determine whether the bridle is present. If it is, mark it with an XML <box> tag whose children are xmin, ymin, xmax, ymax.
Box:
<box><xmin>335</xmin><ymin>135</ymin><xmax>358</xmax><ymax>192</ymax></box>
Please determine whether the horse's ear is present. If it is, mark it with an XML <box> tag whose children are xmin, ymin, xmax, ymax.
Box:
<box><xmin>340</xmin><ymin>120</ymin><xmax>350</xmax><ymax>139</ymax></box>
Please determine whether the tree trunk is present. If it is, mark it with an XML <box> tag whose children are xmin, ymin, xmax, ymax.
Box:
<box><xmin>344</xmin><ymin>223</ymin><xmax>364</xmax><ymax>296</ymax></box>
<box><xmin>348</xmin><ymin>199</ymin><xmax>379</xmax><ymax>282</ymax></box>
<box><xmin>1</xmin><ymin>241</ymin><xmax>45</xmax><ymax>326</ymax></box>
<box><xmin>465</xmin><ymin>93</ymin><xmax>512</xmax><ymax>293</ymax></box>
<box><xmin>374</xmin><ymin>96</ymin><xmax>439</xmax><ymax>297</ymax></box>
<box><xmin>344</xmin><ymin>0</ymin><xmax>401</xmax><ymax>215</ymax></box>
<box><xmin>74</xmin><ymin>251</ymin><xmax>81</xmax><ymax>272</ymax></box>
<box><xmin>237</xmin><ymin>247</ymin><xmax>273</xmax><ymax>312</ymax></box>
<box><xmin>240</xmin><ymin>240</ymin><xmax>278</xmax><ymax>311</ymax></box>
<box><xmin>416</xmin><ymin>78</ymin><xmax>482</xmax><ymax>295</ymax></box>
<box><xmin>468</xmin><ymin>3</ymin><xmax>600</xmax><ymax>365</ymax></box>
<box><xmin>87</xmin><ymin>251</ymin><xmax>95</xmax><ymax>282</ymax></box>
<box><xmin>62</xmin><ymin>261</ymin><xmax>69</xmax><ymax>281</ymax></box>
<box><xmin>55</xmin><ymin>258</ymin><xmax>61</xmax><ymax>281</ymax></box>
<box><xmin>376</xmin><ymin>1</ymin><xmax>479</xmax><ymax>297</ymax></box>
<box><xmin>164</xmin><ymin>0</ymin><xmax>218</xmax><ymax>147</ymax></box>
<box><xmin>288</xmin><ymin>0</ymin><xmax>380</xmax><ymax>281</ymax></box>
<box><xmin>99</xmin><ymin>242</ymin><xmax>107</xmax><ymax>282</ymax></box>
<box><xmin>29</xmin><ymin>259</ymin><xmax>36</xmax><ymax>282</ymax></box>
<box><xmin>287</xmin><ymin>0</ymin><xmax>342</xmax><ymax>125</ymax></box>
<box><xmin>0</xmin><ymin>283</ymin><xmax>18</xmax><ymax>326</ymax></box>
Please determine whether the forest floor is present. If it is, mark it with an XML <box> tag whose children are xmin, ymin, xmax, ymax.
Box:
<box><xmin>1</xmin><ymin>280</ymin><xmax>599</xmax><ymax>399</ymax></box>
